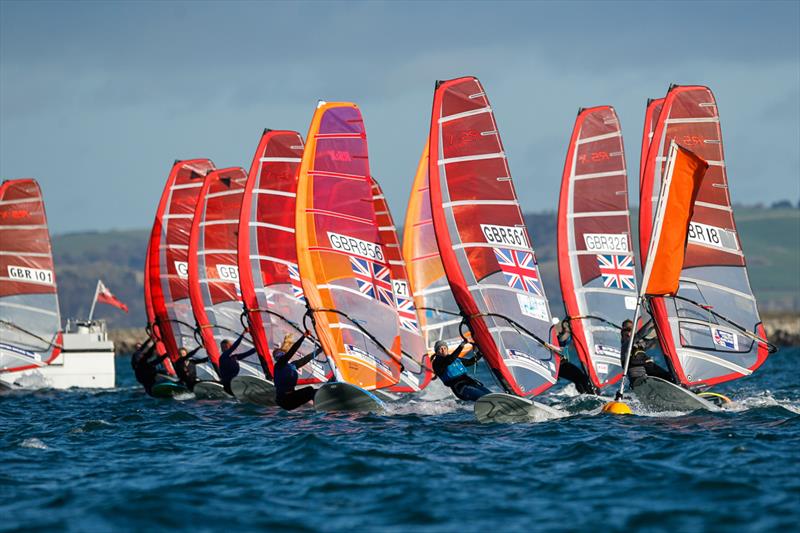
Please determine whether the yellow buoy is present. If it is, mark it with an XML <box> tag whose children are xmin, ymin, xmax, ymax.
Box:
<box><xmin>602</xmin><ymin>401</ymin><xmax>633</xmax><ymax>415</ymax></box>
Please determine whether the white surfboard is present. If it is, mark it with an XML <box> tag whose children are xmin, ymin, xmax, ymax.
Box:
<box><xmin>193</xmin><ymin>381</ymin><xmax>232</xmax><ymax>400</ymax></box>
<box><xmin>230</xmin><ymin>375</ymin><xmax>276</xmax><ymax>406</ymax></box>
<box><xmin>632</xmin><ymin>376</ymin><xmax>720</xmax><ymax>412</ymax></box>
<box><xmin>314</xmin><ymin>382</ymin><xmax>385</xmax><ymax>413</ymax></box>
<box><xmin>474</xmin><ymin>392</ymin><xmax>564</xmax><ymax>424</ymax></box>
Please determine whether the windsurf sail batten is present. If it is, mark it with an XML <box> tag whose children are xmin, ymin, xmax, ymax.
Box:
<box><xmin>427</xmin><ymin>76</ymin><xmax>559</xmax><ymax>397</ymax></box>
<box><xmin>639</xmin><ymin>86</ymin><xmax>770</xmax><ymax>388</ymax></box>
<box><xmin>0</xmin><ymin>179</ymin><xmax>63</xmax><ymax>373</ymax></box>
<box><xmin>557</xmin><ymin>106</ymin><xmax>635</xmax><ymax>389</ymax></box>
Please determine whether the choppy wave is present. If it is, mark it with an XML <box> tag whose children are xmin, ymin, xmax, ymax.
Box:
<box><xmin>1</xmin><ymin>348</ymin><xmax>798</xmax><ymax>532</ymax></box>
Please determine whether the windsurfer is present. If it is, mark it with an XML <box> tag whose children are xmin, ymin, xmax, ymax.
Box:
<box><xmin>131</xmin><ymin>338</ymin><xmax>171</xmax><ymax>396</ymax></box>
<box><xmin>218</xmin><ymin>332</ymin><xmax>257</xmax><ymax>394</ymax></box>
<box><xmin>174</xmin><ymin>346</ymin><xmax>204</xmax><ymax>390</ymax></box>
<box><xmin>431</xmin><ymin>340</ymin><xmax>491</xmax><ymax>401</ymax></box>
<box><xmin>555</xmin><ymin>319</ymin><xmax>595</xmax><ymax>394</ymax></box>
<box><xmin>621</xmin><ymin>319</ymin><xmax>674</xmax><ymax>386</ymax></box>
<box><xmin>273</xmin><ymin>332</ymin><xmax>318</xmax><ymax>410</ymax></box>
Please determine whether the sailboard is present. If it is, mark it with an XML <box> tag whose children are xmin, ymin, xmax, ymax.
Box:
<box><xmin>150</xmin><ymin>380</ymin><xmax>190</xmax><ymax>398</ymax></box>
<box><xmin>370</xmin><ymin>176</ymin><xmax>432</xmax><ymax>393</ymax></box>
<box><xmin>0</xmin><ymin>179</ymin><xmax>63</xmax><ymax>381</ymax></box>
<box><xmin>475</xmin><ymin>392</ymin><xmax>563</xmax><ymax>424</ymax></box>
<box><xmin>146</xmin><ymin>159</ymin><xmax>219</xmax><ymax>382</ymax></box>
<box><xmin>236</xmin><ymin>129</ymin><xmax>332</xmax><ymax>402</ymax></box>
<box><xmin>427</xmin><ymin>76</ymin><xmax>560</xmax><ymax>398</ymax></box>
<box><xmin>314</xmin><ymin>381</ymin><xmax>385</xmax><ymax>413</ymax></box>
<box><xmin>187</xmin><ymin>167</ymin><xmax>260</xmax><ymax>379</ymax></box>
<box><xmin>557</xmin><ymin>106</ymin><xmax>635</xmax><ymax>391</ymax></box>
<box><xmin>631</xmin><ymin>376</ymin><xmax>719</xmax><ymax>412</ymax></box>
<box><xmin>192</xmin><ymin>380</ymin><xmax>231</xmax><ymax>399</ymax></box>
<box><xmin>296</xmin><ymin>101</ymin><xmax>403</xmax><ymax>410</ymax></box>
<box><xmin>639</xmin><ymin>85</ymin><xmax>772</xmax><ymax>388</ymax></box>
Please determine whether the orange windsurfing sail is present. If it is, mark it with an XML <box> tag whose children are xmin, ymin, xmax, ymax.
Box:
<box><xmin>295</xmin><ymin>102</ymin><xmax>403</xmax><ymax>390</ymax></box>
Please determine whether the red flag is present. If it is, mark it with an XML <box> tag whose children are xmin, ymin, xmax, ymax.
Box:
<box><xmin>96</xmin><ymin>280</ymin><xmax>129</xmax><ymax>313</ymax></box>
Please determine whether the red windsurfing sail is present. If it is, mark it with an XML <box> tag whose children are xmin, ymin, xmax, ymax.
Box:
<box><xmin>187</xmin><ymin>167</ymin><xmax>257</xmax><ymax>371</ymax></box>
<box><xmin>557</xmin><ymin>106</ymin><xmax>635</xmax><ymax>390</ymax></box>
<box><xmin>147</xmin><ymin>159</ymin><xmax>215</xmax><ymax>370</ymax></box>
<box><xmin>143</xmin><ymin>243</ymin><xmax>173</xmax><ymax>375</ymax></box>
<box><xmin>296</xmin><ymin>102</ymin><xmax>403</xmax><ymax>390</ymax></box>
<box><xmin>639</xmin><ymin>85</ymin><xmax>770</xmax><ymax>388</ymax></box>
<box><xmin>402</xmin><ymin>142</ymin><xmax>464</xmax><ymax>353</ymax></box>
<box><xmin>638</xmin><ymin>98</ymin><xmax>664</xmax><ymax>260</ymax></box>
<box><xmin>370</xmin><ymin>176</ymin><xmax>432</xmax><ymax>392</ymax></box>
<box><xmin>0</xmin><ymin>179</ymin><xmax>63</xmax><ymax>373</ymax></box>
<box><xmin>238</xmin><ymin>129</ymin><xmax>332</xmax><ymax>383</ymax></box>
<box><xmin>428</xmin><ymin>76</ymin><xmax>559</xmax><ymax>397</ymax></box>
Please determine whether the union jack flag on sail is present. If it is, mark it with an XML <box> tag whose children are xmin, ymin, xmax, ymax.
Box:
<box><xmin>287</xmin><ymin>264</ymin><xmax>305</xmax><ymax>302</ymax></box>
<box><xmin>396</xmin><ymin>294</ymin><xmax>420</xmax><ymax>333</ymax></box>
<box><xmin>493</xmin><ymin>247</ymin><xmax>542</xmax><ymax>296</ymax></box>
<box><xmin>349</xmin><ymin>257</ymin><xmax>395</xmax><ymax>307</ymax></box>
<box><xmin>596</xmin><ymin>254</ymin><xmax>636</xmax><ymax>290</ymax></box>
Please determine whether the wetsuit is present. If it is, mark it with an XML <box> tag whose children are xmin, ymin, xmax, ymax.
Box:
<box><xmin>218</xmin><ymin>333</ymin><xmax>258</xmax><ymax>394</ymax></box>
<box><xmin>621</xmin><ymin>321</ymin><xmax>674</xmax><ymax>386</ymax></box>
<box><xmin>273</xmin><ymin>336</ymin><xmax>317</xmax><ymax>410</ymax></box>
<box><xmin>431</xmin><ymin>342</ymin><xmax>491</xmax><ymax>401</ymax></box>
<box><xmin>174</xmin><ymin>345</ymin><xmax>204</xmax><ymax>391</ymax></box>
<box><xmin>131</xmin><ymin>339</ymin><xmax>170</xmax><ymax>396</ymax></box>
<box><xmin>556</xmin><ymin>327</ymin><xmax>595</xmax><ymax>394</ymax></box>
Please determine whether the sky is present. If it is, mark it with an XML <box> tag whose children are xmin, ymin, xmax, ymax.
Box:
<box><xmin>1</xmin><ymin>0</ymin><xmax>798</xmax><ymax>234</ymax></box>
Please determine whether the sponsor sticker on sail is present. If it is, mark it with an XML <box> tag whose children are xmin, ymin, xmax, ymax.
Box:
<box><xmin>7</xmin><ymin>265</ymin><xmax>54</xmax><ymax>285</ymax></box>
<box><xmin>711</xmin><ymin>327</ymin><xmax>738</xmax><ymax>350</ymax></box>
<box><xmin>174</xmin><ymin>261</ymin><xmax>189</xmax><ymax>279</ymax></box>
<box><xmin>517</xmin><ymin>293</ymin><xmax>549</xmax><ymax>321</ymax></box>
<box><xmin>595</xmin><ymin>344</ymin><xmax>621</xmax><ymax>358</ymax></box>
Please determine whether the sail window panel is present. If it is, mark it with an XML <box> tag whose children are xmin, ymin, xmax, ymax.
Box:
<box><xmin>439</xmin><ymin>112</ymin><xmax>501</xmax><ymax>160</ymax></box>
<box><xmin>678</xmin><ymin>320</ymin><xmax>755</xmax><ymax>355</ymax></box>
<box><xmin>0</xmin><ymin>294</ymin><xmax>59</xmax><ymax>352</ymax></box>
<box><xmin>572</xmin><ymin>176</ymin><xmax>628</xmax><ymax>213</ymax></box>
<box><xmin>574</xmin><ymin>136</ymin><xmax>625</xmax><ymax>176</ymax></box>
<box><xmin>676</xmin><ymin>270</ymin><xmax>760</xmax><ymax>327</ymax></box>
<box><xmin>440</xmin><ymin>158</ymin><xmax>513</xmax><ymax>203</ymax></box>
<box><xmin>441</xmin><ymin>80</ymin><xmax>489</xmax><ymax>117</ymax></box>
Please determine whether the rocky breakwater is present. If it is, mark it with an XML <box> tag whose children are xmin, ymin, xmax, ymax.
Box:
<box><xmin>763</xmin><ymin>313</ymin><xmax>800</xmax><ymax>347</ymax></box>
<box><xmin>109</xmin><ymin>328</ymin><xmax>149</xmax><ymax>354</ymax></box>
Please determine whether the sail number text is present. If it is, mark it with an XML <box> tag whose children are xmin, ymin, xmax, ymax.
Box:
<box><xmin>7</xmin><ymin>265</ymin><xmax>54</xmax><ymax>285</ymax></box>
<box><xmin>327</xmin><ymin>232</ymin><xmax>384</xmax><ymax>261</ymax></box>
<box><xmin>481</xmin><ymin>224</ymin><xmax>528</xmax><ymax>248</ymax></box>
<box><xmin>584</xmin><ymin>233</ymin><xmax>629</xmax><ymax>253</ymax></box>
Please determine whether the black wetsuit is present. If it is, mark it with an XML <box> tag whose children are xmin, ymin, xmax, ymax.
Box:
<box><xmin>218</xmin><ymin>333</ymin><xmax>258</xmax><ymax>394</ymax></box>
<box><xmin>431</xmin><ymin>343</ymin><xmax>491</xmax><ymax>401</ymax></box>
<box><xmin>273</xmin><ymin>336</ymin><xmax>317</xmax><ymax>410</ymax></box>
<box><xmin>174</xmin><ymin>345</ymin><xmax>204</xmax><ymax>391</ymax></box>
<box><xmin>131</xmin><ymin>339</ymin><xmax>170</xmax><ymax>396</ymax></box>
<box><xmin>557</xmin><ymin>328</ymin><xmax>595</xmax><ymax>395</ymax></box>
<box><xmin>621</xmin><ymin>322</ymin><xmax>674</xmax><ymax>386</ymax></box>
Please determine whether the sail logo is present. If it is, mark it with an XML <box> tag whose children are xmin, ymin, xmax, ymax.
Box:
<box><xmin>481</xmin><ymin>224</ymin><xmax>528</xmax><ymax>248</ymax></box>
<box><xmin>517</xmin><ymin>293</ymin><xmax>549</xmax><ymax>322</ymax></box>
<box><xmin>687</xmin><ymin>221</ymin><xmax>738</xmax><ymax>252</ymax></box>
<box><xmin>493</xmin><ymin>248</ymin><xmax>542</xmax><ymax>296</ymax></box>
<box><xmin>507</xmin><ymin>349</ymin><xmax>555</xmax><ymax>372</ymax></box>
<box><xmin>174</xmin><ymin>261</ymin><xmax>189</xmax><ymax>279</ymax></box>
<box><xmin>7</xmin><ymin>265</ymin><xmax>54</xmax><ymax>285</ymax></box>
<box><xmin>216</xmin><ymin>264</ymin><xmax>239</xmax><ymax>283</ymax></box>
<box><xmin>584</xmin><ymin>233</ymin><xmax>629</xmax><ymax>253</ymax></box>
<box><xmin>392</xmin><ymin>280</ymin><xmax>410</xmax><ymax>298</ymax></box>
<box><xmin>596</xmin><ymin>255</ymin><xmax>636</xmax><ymax>290</ymax></box>
<box><xmin>327</xmin><ymin>232</ymin><xmax>384</xmax><ymax>261</ymax></box>
<box><xmin>711</xmin><ymin>327</ymin><xmax>738</xmax><ymax>350</ymax></box>
<box><xmin>344</xmin><ymin>344</ymin><xmax>393</xmax><ymax>374</ymax></box>
<box><xmin>318</xmin><ymin>149</ymin><xmax>352</xmax><ymax>162</ymax></box>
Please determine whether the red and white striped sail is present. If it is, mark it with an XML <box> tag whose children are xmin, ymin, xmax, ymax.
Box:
<box><xmin>188</xmin><ymin>167</ymin><xmax>257</xmax><ymax>371</ymax></box>
<box><xmin>428</xmin><ymin>76</ymin><xmax>559</xmax><ymax>397</ymax></box>
<box><xmin>402</xmin><ymin>143</ymin><xmax>464</xmax><ymax>353</ymax></box>
<box><xmin>143</xmin><ymin>243</ymin><xmax>173</xmax><ymax>375</ymax></box>
<box><xmin>640</xmin><ymin>85</ymin><xmax>769</xmax><ymax>388</ymax></box>
<box><xmin>147</xmin><ymin>159</ymin><xmax>215</xmax><ymax>370</ymax></box>
<box><xmin>557</xmin><ymin>106</ymin><xmax>635</xmax><ymax>390</ymax></box>
<box><xmin>238</xmin><ymin>129</ymin><xmax>332</xmax><ymax>383</ymax></box>
<box><xmin>296</xmin><ymin>102</ymin><xmax>403</xmax><ymax>390</ymax></box>
<box><xmin>0</xmin><ymin>179</ymin><xmax>63</xmax><ymax>373</ymax></box>
<box><xmin>370</xmin><ymin>176</ymin><xmax>432</xmax><ymax>392</ymax></box>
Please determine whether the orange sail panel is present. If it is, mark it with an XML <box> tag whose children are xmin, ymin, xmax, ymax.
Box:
<box><xmin>402</xmin><ymin>142</ymin><xmax>464</xmax><ymax>353</ymax></box>
<box><xmin>238</xmin><ymin>130</ymin><xmax>332</xmax><ymax>383</ymax></box>
<box><xmin>427</xmin><ymin>76</ymin><xmax>559</xmax><ymax>397</ymax></box>
<box><xmin>187</xmin><ymin>167</ymin><xmax>257</xmax><ymax>370</ymax></box>
<box><xmin>296</xmin><ymin>102</ymin><xmax>403</xmax><ymax>390</ymax></box>
<box><xmin>147</xmin><ymin>159</ymin><xmax>215</xmax><ymax>367</ymax></box>
<box><xmin>557</xmin><ymin>106</ymin><xmax>635</xmax><ymax>390</ymax></box>
<box><xmin>639</xmin><ymin>85</ymin><xmax>770</xmax><ymax>387</ymax></box>
<box><xmin>0</xmin><ymin>179</ymin><xmax>63</xmax><ymax>373</ymax></box>
<box><xmin>370</xmin><ymin>176</ymin><xmax>432</xmax><ymax>392</ymax></box>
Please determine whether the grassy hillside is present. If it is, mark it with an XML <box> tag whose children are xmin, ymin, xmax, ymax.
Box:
<box><xmin>50</xmin><ymin>207</ymin><xmax>799</xmax><ymax>329</ymax></box>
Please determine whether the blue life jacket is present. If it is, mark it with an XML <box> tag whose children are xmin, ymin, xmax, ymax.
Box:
<box><xmin>441</xmin><ymin>358</ymin><xmax>468</xmax><ymax>386</ymax></box>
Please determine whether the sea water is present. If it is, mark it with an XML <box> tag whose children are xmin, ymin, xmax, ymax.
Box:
<box><xmin>2</xmin><ymin>348</ymin><xmax>798</xmax><ymax>532</ymax></box>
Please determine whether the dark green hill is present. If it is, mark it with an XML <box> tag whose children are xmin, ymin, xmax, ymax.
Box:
<box><xmin>50</xmin><ymin>207</ymin><xmax>799</xmax><ymax>329</ymax></box>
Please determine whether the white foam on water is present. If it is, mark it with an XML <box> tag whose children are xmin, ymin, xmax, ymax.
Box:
<box><xmin>385</xmin><ymin>397</ymin><xmax>467</xmax><ymax>416</ymax></box>
<box><xmin>20</xmin><ymin>438</ymin><xmax>48</xmax><ymax>450</ymax></box>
